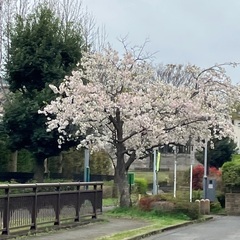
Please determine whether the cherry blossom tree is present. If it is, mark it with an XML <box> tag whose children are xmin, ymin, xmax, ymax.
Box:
<box><xmin>40</xmin><ymin>46</ymin><xmax>239</xmax><ymax>207</ymax></box>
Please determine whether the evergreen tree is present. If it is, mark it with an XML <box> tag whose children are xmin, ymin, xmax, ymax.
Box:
<box><xmin>196</xmin><ymin>137</ymin><xmax>237</xmax><ymax>169</ymax></box>
<box><xmin>3</xmin><ymin>5</ymin><xmax>85</xmax><ymax>180</ymax></box>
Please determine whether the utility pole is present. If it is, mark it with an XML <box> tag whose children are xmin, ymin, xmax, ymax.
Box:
<box><xmin>152</xmin><ymin>148</ymin><xmax>158</xmax><ymax>195</ymax></box>
<box><xmin>203</xmin><ymin>140</ymin><xmax>208</xmax><ymax>199</ymax></box>
<box><xmin>189</xmin><ymin>145</ymin><xmax>195</xmax><ymax>202</ymax></box>
<box><xmin>173</xmin><ymin>146</ymin><xmax>178</xmax><ymax>198</ymax></box>
<box><xmin>84</xmin><ymin>148</ymin><xmax>90</xmax><ymax>183</ymax></box>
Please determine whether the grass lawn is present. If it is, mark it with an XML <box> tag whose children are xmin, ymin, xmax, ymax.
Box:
<box><xmin>98</xmin><ymin>207</ymin><xmax>190</xmax><ymax>240</ymax></box>
<box><xmin>103</xmin><ymin>198</ymin><xmax>119</xmax><ymax>207</ymax></box>
<box><xmin>134</xmin><ymin>171</ymin><xmax>169</xmax><ymax>184</ymax></box>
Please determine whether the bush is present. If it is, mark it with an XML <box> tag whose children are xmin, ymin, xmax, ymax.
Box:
<box><xmin>192</xmin><ymin>165</ymin><xmax>222</xmax><ymax>190</ymax></box>
<box><xmin>210</xmin><ymin>201</ymin><xmax>222</xmax><ymax>213</ymax></box>
<box><xmin>138</xmin><ymin>195</ymin><xmax>201</xmax><ymax>220</ymax></box>
<box><xmin>174</xmin><ymin>201</ymin><xmax>200</xmax><ymax>220</ymax></box>
<box><xmin>150</xmin><ymin>201</ymin><xmax>175</xmax><ymax>213</ymax></box>
<box><xmin>222</xmin><ymin>158</ymin><xmax>240</xmax><ymax>189</ymax></box>
<box><xmin>138</xmin><ymin>196</ymin><xmax>155</xmax><ymax>211</ymax></box>
<box><xmin>192</xmin><ymin>190</ymin><xmax>202</xmax><ymax>202</ymax></box>
<box><xmin>134</xmin><ymin>177</ymin><xmax>148</xmax><ymax>194</ymax></box>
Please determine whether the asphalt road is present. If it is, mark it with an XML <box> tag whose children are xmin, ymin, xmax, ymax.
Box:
<box><xmin>144</xmin><ymin>216</ymin><xmax>240</xmax><ymax>240</ymax></box>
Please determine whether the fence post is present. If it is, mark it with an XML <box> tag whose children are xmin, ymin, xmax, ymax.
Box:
<box><xmin>54</xmin><ymin>184</ymin><xmax>61</xmax><ymax>225</ymax></box>
<box><xmin>2</xmin><ymin>187</ymin><xmax>10</xmax><ymax>235</ymax></box>
<box><xmin>92</xmin><ymin>183</ymin><xmax>97</xmax><ymax>219</ymax></box>
<box><xmin>0</xmin><ymin>182</ymin><xmax>103</xmax><ymax>235</ymax></box>
<box><xmin>100</xmin><ymin>183</ymin><xmax>103</xmax><ymax>213</ymax></box>
<box><xmin>75</xmin><ymin>184</ymin><xmax>80</xmax><ymax>222</ymax></box>
<box><xmin>31</xmin><ymin>185</ymin><xmax>38</xmax><ymax>231</ymax></box>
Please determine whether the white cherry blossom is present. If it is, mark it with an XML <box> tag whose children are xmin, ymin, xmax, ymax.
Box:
<box><xmin>40</xmin><ymin>47</ymin><xmax>240</xmax><ymax>207</ymax></box>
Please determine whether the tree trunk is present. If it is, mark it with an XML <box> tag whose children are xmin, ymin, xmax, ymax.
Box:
<box><xmin>149</xmin><ymin>152</ymin><xmax>153</xmax><ymax>170</ymax></box>
<box><xmin>114</xmin><ymin>108</ymin><xmax>131</xmax><ymax>207</ymax></box>
<box><xmin>112</xmin><ymin>168</ymin><xmax>119</xmax><ymax>198</ymax></box>
<box><xmin>44</xmin><ymin>158</ymin><xmax>50</xmax><ymax>178</ymax></box>
<box><xmin>115</xmin><ymin>143</ymin><xmax>131</xmax><ymax>207</ymax></box>
<box><xmin>8</xmin><ymin>151</ymin><xmax>18</xmax><ymax>172</ymax></box>
<box><xmin>116</xmin><ymin>158</ymin><xmax>130</xmax><ymax>207</ymax></box>
<box><xmin>44</xmin><ymin>158</ymin><xmax>48</xmax><ymax>173</ymax></box>
<box><xmin>33</xmin><ymin>158</ymin><xmax>45</xmax><ymax>182</ymax></box>
<box><xmin>57</xmin><ymin>152</ymin><xmax>63</xmax><ymax>173</ymax></box>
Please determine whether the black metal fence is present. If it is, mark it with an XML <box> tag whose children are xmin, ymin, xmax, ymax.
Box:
<box><xmin>0</xmin><ymin>182</ymin><xmax>103</xmax><ymax>236</ymax></box>
<box><xmin>0</xmin><ymin>172</ymin><xmax>34</xmax><ymax>183</ymax></box>
<box><xmin>0</xmin><ymin>172</ymin><xmax>114</xmax><ymax>183</ymax></box>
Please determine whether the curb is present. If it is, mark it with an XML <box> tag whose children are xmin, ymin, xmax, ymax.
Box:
<box><xmin>125</xmin><ymin>216</ymin><xmax>214</xmax><ymax>240</ymax></box>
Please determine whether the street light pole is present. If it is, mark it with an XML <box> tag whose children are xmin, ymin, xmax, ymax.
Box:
<box><xmin>152</xmin><ymin>148</ymin><xmax>158</xmax><ymax>195</ymax></box>
<box><xmin>189</xmin><ymin>145</ymin><xmax>195</xmax><ymax>202</ymax></box>
<box><xmin>173</xmin><ymin>146</ymin><xmax>177</xmax><ymax>198</ymax></box>
<box><xmin>84</xmin><ymin>148</ymin><xmax>90</xmax><ymax>183</ymax></box>
<box><xmin>203</xmin><ymin>140</ymin><xmax>208</xmax><ymax>199</ymax></box>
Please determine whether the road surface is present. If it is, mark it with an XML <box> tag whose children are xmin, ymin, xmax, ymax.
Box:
<box><xmin>144</xmin><ymin>216</ymin><xmax>240</xmax><ymax>240</ymax></box>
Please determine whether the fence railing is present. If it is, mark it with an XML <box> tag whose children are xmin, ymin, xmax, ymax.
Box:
<box><xmin>0</xmin><ymin>182</ymin><xmax>103</xmax><ymax>236</ymax></box>
<box><xmin>0</xmin><ymin>172</ymin><xmax>114</xmax><ymax>183</ymax></box>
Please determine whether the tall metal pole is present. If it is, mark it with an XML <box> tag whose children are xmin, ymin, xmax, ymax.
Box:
<box><xmin>84</xmin><ymin>148</ymin><xmax>90</xmax><ymax>182</ymax></box>
<box><xmin>153</xmin><ymin>148</ymin><xmax>158</xmax><ymax>195</ymax></box>
<box><xmin>189</xmin><ymin>145</ymin><xmax>195</xmax><ymax>202</ymax></box>
<box><xmin>173</xmin><ymin>147</ymin><xmax>177</xmax><ymax>198</ymax></box>
<box><xmin>203</xmin><ymin>140</ymin><xmax>208</xmax><ymax>199</ymax></box>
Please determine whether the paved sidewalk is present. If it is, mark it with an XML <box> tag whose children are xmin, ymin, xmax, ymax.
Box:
<box><xmin>24</xmin><ymin>217</ymin><xmax>150</xmax><ymax>240</ymax></box>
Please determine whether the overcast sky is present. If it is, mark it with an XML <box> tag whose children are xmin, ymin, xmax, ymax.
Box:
<box><xmin>82</xmin><ymin>0</ymin><xmax>240</xmax><ymax>84</ymax></box>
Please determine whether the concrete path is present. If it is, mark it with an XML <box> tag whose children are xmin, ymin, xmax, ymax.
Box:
<box><xmin>144</xmin><ymin>215</ymin><xmax>240</xmax><ymax>240</ymax></box>
<box><xmin>24</xmin><ymin>217</ymin><xmax>150</xmax><ymax>240</ymax></box>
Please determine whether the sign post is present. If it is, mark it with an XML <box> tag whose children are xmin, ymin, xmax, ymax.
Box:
<box><xmin>203</xmin><ymin>140</ymin><xmax>208</xmax><ymax>199</ymax></box>
<box><xmin>84</xmin><ymin>148</ymin><xmax>90</xmax><ymax>184</ymax></box>
<box><xmin>152</xmin><ymin>148</ymin><xmax>158</xmax><ymax>195</ymax></box>
<box><xmin>173</xmin><ymin>146</ymin><xmax>178</xmax><ymax>198</ymax></box>
<box><xmin>190</xmin><ymin>145</ymin><xmax>195</xmax><ymax>202</ymax></box>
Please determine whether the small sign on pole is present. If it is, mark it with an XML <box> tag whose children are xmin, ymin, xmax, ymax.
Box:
<box><xmin>128</xmin><ymin>172</ymin><xmax>135</xmax><ymax>185</ymax></box>
<box><xmin>128</xmin><ymin>172</ymin><xmax>135</xmax><ymax>205</ymax></box>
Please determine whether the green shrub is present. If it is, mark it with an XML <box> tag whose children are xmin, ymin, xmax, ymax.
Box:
<box><xmin>222</xmin><ymin>157</ymin><xmax>240</xmax><ymax>189</ymax></box>
<box><xmin>210</xmin><ymin>201</ymin><xmax>222</xmax><ymax>213</ymax></box>
<box><xmin>134</xmin><ymin>177</ymin><xmax>148</xmax><ymax>194</ymax></box>
<box><xmin>151</xmin><ymin>201</ymin><xmax>175</xmax><ymax>213</ymax></box>
<box><xmin>156</xmin><ymin>193</ymin><xmax>176</xmax><ymax>202</ymax></box>
<box><xmin>231</xmin><ymin>154</ymin><xmax>240</xmax><ymax>161</ymax></box>
<box><xmin>138</xmin><ymin>195</ymin><xmax>200</xmax><ymax>220</ymax></box>
<box><xmin>192</xmin><ymin>190</ymin><xmax>202</xmax><ymax>202</ymax></box>
<box><xmin>174</xmin><ymin>201</ymin><xmax>200</xmax><ymax>220</ymax></box>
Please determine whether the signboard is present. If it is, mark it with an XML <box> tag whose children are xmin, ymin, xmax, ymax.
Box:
<box><xmin>128</xmin><ymin>172</ymin><xmax>135</xmax><ymax>185</ymax></box>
